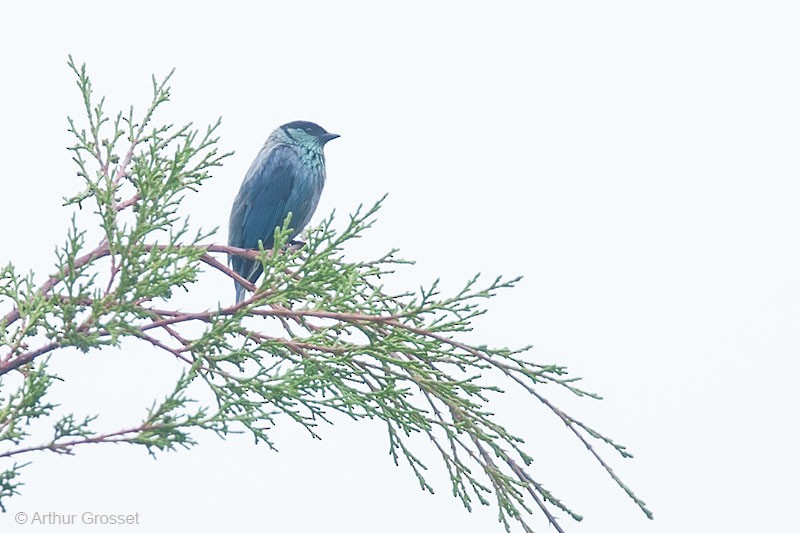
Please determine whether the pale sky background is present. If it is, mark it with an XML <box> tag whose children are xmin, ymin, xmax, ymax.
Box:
<box><xmin>1</xmin><ymin>2</ymin><xmax>798</xmax><ymax>532</ymax></box>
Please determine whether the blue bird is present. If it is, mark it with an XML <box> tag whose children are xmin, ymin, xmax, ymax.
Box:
<box><xmin>228</xmin><ymin>121</ymin><xmax>339</xmax><ymax>303</ymax></box>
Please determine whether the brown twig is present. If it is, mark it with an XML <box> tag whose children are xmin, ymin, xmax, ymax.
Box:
<box><xmin>0</xmin><ymin>423</ymin><xmax>170</xmax><ymax>459</ymax></box>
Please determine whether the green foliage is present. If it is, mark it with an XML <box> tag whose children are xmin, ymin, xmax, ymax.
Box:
<box><xmin>0</xmin><ymin>58</ymin><xmax>651</xmax><ymax>532</ymax></box>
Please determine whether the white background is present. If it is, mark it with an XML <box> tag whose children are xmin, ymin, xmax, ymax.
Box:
<box><xmin>1</xmin><ymin>2</ymin><xmax>799</xmax><ymax>532</ymax></box>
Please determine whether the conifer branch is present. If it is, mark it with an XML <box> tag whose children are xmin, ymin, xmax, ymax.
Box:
<box><xmin>0</xmin><ymin>59</ymin><xmax>652</xmax><ymax>529</ymax></box>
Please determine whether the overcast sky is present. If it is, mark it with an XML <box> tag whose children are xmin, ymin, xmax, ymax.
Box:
<box><xmin>1</xmin><ymin>2</ymin><xmax>798</xmax><ymax>532</ymax></box>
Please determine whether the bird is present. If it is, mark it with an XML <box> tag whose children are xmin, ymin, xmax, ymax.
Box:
<box><xmin>228</xmin><ymin>120</ymin><xmax>339</xmax><ymax>303</ymax></box>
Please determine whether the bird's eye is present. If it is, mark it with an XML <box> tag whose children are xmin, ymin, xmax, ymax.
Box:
<box><xmin>305</xmin><ymin>127</ymin><xmax>313</xmax><ymax>133</ymax></box>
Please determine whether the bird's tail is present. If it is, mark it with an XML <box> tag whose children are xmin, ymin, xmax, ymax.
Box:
<box><xmin>234</xmin><ymin>281</ymin><xmax>246</xmax><ymax>304</ymax></box>
<box><xmin>233</xmin><ymin>260</ymin><xmax>264</xmax><ymax>304</ymax></box>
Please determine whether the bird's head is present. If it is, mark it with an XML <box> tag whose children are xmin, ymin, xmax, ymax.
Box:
<box><xmin>276</xmin><ymin>121</ymin><xmax>339</xmax><ymax>151</ymax></box>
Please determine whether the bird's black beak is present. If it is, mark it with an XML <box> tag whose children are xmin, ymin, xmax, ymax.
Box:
<box><xmin>318</xmin><ymin>132</ymin><xmax>340</xmax><ymax>144</ymax></box>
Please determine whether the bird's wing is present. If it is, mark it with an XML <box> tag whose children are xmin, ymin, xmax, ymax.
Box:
<box><xmin>229</xmin><ymin>144</ymin><xmax>302</xmax><ymax>252</ymax></box>
<box><xmin>228</xmin><ymin>144</ymin><xmax>303</xmax><ymax>297</ymax></box>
